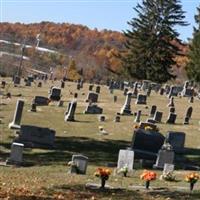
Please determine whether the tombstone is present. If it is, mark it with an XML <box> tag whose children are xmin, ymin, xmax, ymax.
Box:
<box><xmin>146</xmin><ymin>86</ymin><xmax>152</xmax><ymax>97</ymax></box>
<box><xmin>131</xmin><ymin>129</ymin><xmax>165</xmax><ymax>160</ymax></box>
<box><xmin>153</xmin><ymin>111</ymin><xmax>163</xmax><ymax>123</ymax></box>
<box><xmin>85</xmin><ymin>92</ymin><xmax>98</xmax><ymax>103</ymax></box>
<box><xmin>184</xmin><ymin>81</ymin><xmax>189</xmax><ymax>89</ymax></box>
<box><xmin>168</xmin><ymin>86</ymin><xmax>178</xmax><ymax>98</ymax></box>
<box><xmin>34</xmin><ymin>96</ymin><xmax>49</xmax><ymax>106</ymax></box>
<box><xmin>167</xmin><ymin>97</ymin><xmax>174</xmax><ymax>107</ymax></box>
<box><xmin>113</xmin><ymin>95</ymin><xmax>117</xmax><ymax>102</ymax></box>
<box><xmin>80</xmin><ymin>79</ymin><xmax>84</xmax><ymax>88</ymax></box>
<box><xmin>164</xmin><ymin>84</ymin><xmax>170</xmax><ymax>95</ymax></box>
<box><xmin>6</xmin><ymin>143</ymin><xmax>24</xmax><ymax>165</ymax></box>
<box><xmin>13</xmin><ymin>76</ymin><xmax>21</xmax><ymax>85</ymax></box>
<box><xmin>37</xmin><ymin>82</ymin><xmax>42</xmax><ymax>87</ymax></box>
<box><xmin>89</xmin><ymin>85</ymin><xmax>93</xmax><ymax>91</ymax></box>
<box><xmin>30</xmin><ymin>103</ymin><xmax>37</xmax><ymax>112</ymax></box>
<box><xmin>96</xmin><ymin>86</ymin><xmax>101</xmax><ymax>94</ymax></box>
<box><xmin>117</xmin><ymin>150</ymin><xmax>134</xmax><ymax>171</ymax></box>
<box><xmin>123</xmin><ymin>88</ymin><xmax>128</xmax><ymax>96</ymax></box>
<box><xmin>141</xmin><ymin>80</ymin><xmax>150</xmax><ymax>91</ymax></box>
<box><xmin>15</xmin><ymin>125</ymin><xmax>55</xmax><ymax>148</ymax></box>
<box><xmin>146</xmin><ymin>118</ymin><xmax>156</xmax><ymax>124</ymax></box>
<box><xmin>65</xmin><ymin>101</ymin><xmax>77</xmax><ymax>122</ymax></box>
<box><xmin>153</xmin><ymin>146</ymin><xmax>174</xmax><ymax>169</ymax></box>
<box><xmin>9</xmin><ymin>99</ymin><xmax>24</xmax><ymax>129</ymax></box>
<box><xmin>61</xmin><ymin>81</ymin><xmax>65</xmax><ymax>89</ymax></box>
<box><xmin>114</xmin><ymin>115</ymin><xmax>120</xmax><ymax>122</ymax></box>
<box><xmin>1</xmin><ymin>81</ymin><xmax>6</xmax><ymax>88</ymax></box>
<box><xmin>149</xmin><ymin>105</ymin><xmax>157</xmax><ymax>117</ymax></box>
<box><xmin>163</xmin><ymin>163</ymin><xmax>175</xmax><ymax>174</ymax></box>
<box><xmin>74</xmin><ymin>93</ymin><xmax>78</xmax><ymax>99</ymax></box>
<box><xmin>189</xmin><ymin>96</ymin><xmax>194</xmax><ymax>103</ymax></box>
<box><xmin>166</xmin><ymin>113</ymin><xmax>177</xmax><ymax>124</ymax></box>
<box><xmin>120</xmin><ymin>91</ymin><xmax>133</xmax><ymax>115</ymax></box>
<box><xmin>25</xmin><ymin>80</ymin><xmax>31</xmax><ymax>87</ymax></box>
<box><xmin>99</xmin><ymin>115</ymin><xmax>106</xmax><ymax>122</ymax></box>
<box><xmin>57</xmin><ymin>100</ymin><xmax>64</xmax><ymax>107</ymax></box>
<box><xmin>159</xmin><ymin>88</ymin><xmax>165</xmax><ymax>95</ymax></box>
<box><xmin>132</xmin><ymin>83</ymin><xmax>138</xmax><ymax>98</ymax></box>
<box><xmin>183</xmin><ymin>116</ymin><xmax>190</xmax><ymax>125</ymax></box>
<box><xmin>134</xmin><ymin>110</ymin><xmax>141</xmax><ymax>123</ymax></box>
<box><xmin>169</xmin><ymin>107</ymin><xmax>175</xmax><ymax>113</ymax></box>
<box><xmin>77</xmin><ymin>83</ymin><xmax>81</xmax><ymax>90</ymax></box>
<box><xmin>84</xmin><ymin>104</ymin><xmax>103</xmax><ymax>114</ymax></box>
<box><xmin>185</xmin><ymin>106</ymin><xmax>193</xmax><ymax>119</ymax></box>
<box><xmin>135</xmin><ymin>94</ymin><xmax>147</xmax><ymax>105</ymax></box>
<box><xmin>165</xmin><ymin>132</ymin><xmax>185</xmax><ymax>152</ymax></box>
<box><xmin>48</xmin><ymin>87</ymin><xmax>61</xmax><ymax>101</ymax></box>
<box><xmin>71</xmin><ymin>155</ymin><xmax>88</xmax><ymax>174</ymax></box>
<box><xmin>182</xmin><ymin>88</ymin><xmax>194</xmax><ymax>97</ymax></box>
<box><xmin>120</xmin><ymin>82</ymin><xmax>124</xmax><ymax>90</ymax></box>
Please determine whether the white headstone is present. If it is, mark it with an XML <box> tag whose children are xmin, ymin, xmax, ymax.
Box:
<box><xmin>163</xmin><ymin>163</ymin><xmax>174</xmax><ymax>174</ymax></box>
<box><xmin>9</xmin><ymin>142</ymin><xmax>24</xmax><ymax>164</ymax></box>
<box><xmin>117</xmin><ymin>150</ymin><xmax>134</xmax><ymax>171</ymax></box>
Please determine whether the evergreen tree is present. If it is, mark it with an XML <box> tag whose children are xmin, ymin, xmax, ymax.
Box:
<box><xmin>186</xmin><ymin>6</ymin><xmax>200</xmax><ymax>82</ymax></box>
<box><xmin>121</xmin><ymin>0</ymin><xmax>187</xmax><ymax>83</ymax></box>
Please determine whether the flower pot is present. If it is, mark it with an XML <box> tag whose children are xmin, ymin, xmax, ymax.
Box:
<box><xmin>145</xmin><ymin>180</ymin><xmax>150</xmax><ymax>189</ymax></box>
<box><xmin>190</xmin><ymin>182</ymin><xmax>194</xmax><ymax>191</ymax></box>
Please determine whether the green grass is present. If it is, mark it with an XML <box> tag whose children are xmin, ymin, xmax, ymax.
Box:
<box><xmin>0</xmin><ymin>78</ymin><xmax>200</xmax><ymax>199</ymax></box>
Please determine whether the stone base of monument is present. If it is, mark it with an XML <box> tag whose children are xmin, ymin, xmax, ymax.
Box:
<box><xmin>86</xmin><ymin>183</ymin><xmax>118</xmax><ymax>190</ymax></box>
<box><xmin>8</xmin><ymin>122</ymin><xmax>21</xmax><ymax>130</ymax></box>
<box><xmin>0</xmin><ymin>160</ymin><xmax>33</xmax><ymax>167</ymax></box>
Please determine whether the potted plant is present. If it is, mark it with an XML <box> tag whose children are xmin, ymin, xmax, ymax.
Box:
<box><xmin>140</xmin><ymin>170</ymin><xmax>157</xmax><ymax>189</ymax></box>
<box><xmin>185</xmin><ymin>172</ymin><xmax>199</xmax><ymax>191</ymax></box>
<box><xmin>94</xmin><ymin>167</ymin><xmax>111</xmax><ymax>188</ymax></box>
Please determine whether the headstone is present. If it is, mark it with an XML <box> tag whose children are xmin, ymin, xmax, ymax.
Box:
<box><xmin>84</xmin><ymin>104</ymin><xmax>103</xmax><ymax>114</ymax></box>
<box><xmin>166</xmin><ymin>113</ymin><xmax>177</xmax><ymax>124</ymax></box>
<box><xmin>167</xmin><ymin>97</ymin><xmax>175</xmax><ymax>107</ymax></box>
<box><xmin>89</xmin><ymin>85</ymin><xmax>93</xmax><ymax>91</ymax></box>
<box><xmin>169</xmin><ymin>107</ymin><xmax>175</xmax><ymax>113</ymax></box>
<box><xmin>25</xmin><ymin>80</ymin><xmax>31</xmax><ymax>87</ymax></box>
<box><xmin>30</xmin><ymin>103</ymin><xmax>37</xmax><ymax>112</ymax></box>
<box><xmin>1</xmin><ymin>81</ymin><xmax>6</xmax><ymax>88</ymax></box>
<box><xmin>99</xmin><ymin>115</ymin><xmax>105</xmax><ymax>122</ymax></box>
<box><xmin>113</xmin><ymin>95</ymin><xmax>117</xmax><ymax>102</ymax></box>
<box><xmin>117</xmin><ymin>150</ymin><xmax>134</xmax><ymax>171</ymax></box>
<box><xmin>165</xmin><ymin>132</ymin><xmax>185</xmax><ymax>152</ymax></box>
<box><xmin>159</xmin><ymin>88</ymin><xmax>165</xmax><ymax>95</ymax></box>
<box><xmin>153</xmin><ymin>111</ymin><xmax>163</xmax><ymax>123</ymax></box>
<box><xmin>114</xmin><ymin>115</ymin><xmax>120</xmax><ymax>122</ymax></box>
<box><xmin>6</xmin><ymin>142</ymin><xmax>24</xmax><ymax>165</ymax></box>
<box><xmin>37</xmin><ymin>82</ymin><xmax>42</xmax><ymax>87</ymax></box>
<box><xmin>34</xmin><ymin>96</ymin><xmax>49</xmax><ymax>106</ymax></box>
<box><xmin>96</xmin><ymin>86</ymin><xmax>101</xmax><ymax>94</ymax></box>
<box><xmin>182</xmin><ymin>88</ymin><xmax>194</xmax><ymax>97</ymax></box>
<box><xmin>71</xmin><ymin>155</ymin><xmax>88</xmax><ymax>174</ymax></box>
<box><xmin>132</xmin><ymin>83</ymin><xmax>138</xmax><ymax>98</ymax></box>
<box><xmin>15</xmin><ymin>125</ymin><xmax>55</xmax><ymax>148</ymax></box>
<box><xmin>134</xmin><ymin>110</ymin><xmax>141</xmax><ymax>123</ymax></box>
<box><xmin>141</xmin><ymin>80</ymin><xmax>150</xmax><ymax>91</ymax></box>
<box><xmin>120</xmin><ymin>91</ymin><xmax>133</xmax><ymax>115</ymax></box>
<box><xmin>189</xmin><ymin>96</ymin><xmax>194</xmax><ymax>103</ymax></box>
<box><xmin>149</xmin><ymin>105</ymin><xmax>157</xmax><ymax>117</ymax></box>
<box><xmin>185</xmin><ymin>106</ymin><xmax>193</xmax><ymax>119</ymax></box>
<box><xmin>135</xmin><ymin>94</ymin><xmax>147</xmax><ymax>105</ymax></box>
<box><xmin>13</xmin><ymin>76</ymin><xmax>21</xmax><ymax>85</ymax></box>
<box><xmin>65</xmin><ymin>101</ymin><xmax>77</xmax><ymax>121</ymax></box>
<box><xmin>57</xmin><ymin>100</ymin><xmax>64</xmax><ymax>107</ymax></box>
<box><xmin>85</xmin><ymin>92</ymin><xmax>98</xmax><ymax>103</ymax></box>
<box><xmin>77</xmin><ymin>83</ymin><xmax>81</xmax><ymax>90</ymax></box>
<box><xmin>48</xmin><ymin>87</ymin><xmax>61</xmax><ymax>101</ymax></box>
<box><xmin>146</xmin><ymin>86</ymin><xmax>152</xmax><ymax>97</ymax></box>
<box><xmin>74</xmin><ymin>93</ymin><xmax>78</xmax><ymax>99</ymax></box>
<box><xmin>183</xmin><ymin>116</ymin><xmax>190</xmax><ymax>125</ymax></box>
<box><xmin>61</xmin><ymin>81</ymin><xmax>65</xmax><ymax>89</ymax></box>
<box><xmin>9</xmin><ymin>99</ymin><xmax>24</xmax><ymax>129</ymax></box>
<box><xmin>123</xmin><ymin>88</ymin><xmax>128</xmax><ymax>96</ymax></box>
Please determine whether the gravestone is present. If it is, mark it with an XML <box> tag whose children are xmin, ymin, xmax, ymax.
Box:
<box><xmin>185</xmin><ymin>106</ymin><xmax>193</xmax><ymax>119</ymax></box>
<box><xmin>166</xmin><ymin>113</ymin><xmax>177</xmax><ymax>124</ymax></box>
<box><xmin>134</xmin><ymin>110</ymin><xmax>141</xmax><ymax>123</ymax></box>
<box><xmin>135</xmin><ymin>94</ymin><xmax>147</xmax><ymax>105</ymax></box>
<box><xmin>34</xmin><ymin>96</ymin><xmax>49</xmax><ymax>106</ymax></box>
<box><xmin>141</xmin><ymin>80</ymin><xmax>150</xmax><ymax>91</ymax></box>
<box><xmin>57</xmin><ymin>100</ymin><xmax>64</xmax><ymax>107</ymax></box>
<box><xmin>131</xmin><ymin>129</ymin><xmax>165</xmax><ymax>160</ymax></box>
<box><xmin>89</xmin><ymin>85</ymin><xmax>93</xmax><ymax>91</ymax></box>
<box><xmin>30</xmin><ymin>103</ymin><xmax>37</xmax><ymax>112</ymax></box>
<box><xmin>84</xmin><ymin>104</ymin><xmax>103</xmax><ymax>114</ymax></box>
<box><xmin>146</xmin><ymin>86</ymin><xmax>152</xmax><ymax>96</ymax></box>
<box><xmin>114</xmin><ymin>95</ymin><xmax>117</xmax><ymax>102</ymax></box>
<box><xmin>65</xmin><ymin>101</ymin><xmax>77</xmax><ymax>121</ymax></box>
<box><xmin>74</xmin><ymin>93</ymin><xmax>78</xmax><ymax>99</ymax></box>
<box><xmin>71</xmin><ymin>155</ymin><xmax>88</xmax><ymax>174</ymax></box>
<box><xmin>149</xmin><ymin>105</ymin><xmax>157</xmax><ymax>117</ymax></box>
<box><xmin>189</xmin><ymin>96</ymin><xmax>194</xmax><ymax>103</ymax></box>
<box><xmin>6</xmin><ymin>142</ymin><xmax>24</xmax><ymax>165</ymax></box>
<box><xmin>183</xmin><ymin>116</ymin><xmax>190</xmax><ymax>125</ymax></box>
<box><xmin>123</xmin><ymin>88</ymin><xmax>128</xmax><ymax>96</ymax></box>
<box><xmin>169</xmin><ymin>107</ymin><xmax>175</xmax><ymax>113</ymax></box>
<box><xmin>15</xmin><ymin>125</ymin><xmax>55</xmax><ymax>148</ymax></box>
<box><xmin>99</xmin><ymin>115</ymin><xmax>106</xmax><ymax>122</ymax></box>
<box><xmin>153</xmin><ymin>144</ymin><xmax>174</xmax><ymax>169</ymax></box>
<box><xmin>37</xmin><ymin>82</ymin><xmax>42</xmax><ymax>87</ymax></box>
<box><xmin>153</xmin><ymin>111</ymin><xmax>163</xmax><ymax>123</ymax></box>
<box><xmin>117</xmin><ymin>150</ymin><xmax>134</xmax><ymax>171</ymax></box>
<box><xmin>167</xmin><ymin>97</ymin><xmax>175</xmax><ymax>107</ymax></box>
<box><xmin>61</xmin><ymin>81</ymin><xmax>65</xmax><ymax>89</ymax></box>
<box><xmin>165</xmin><ymin>132</ymin><xmax>185</xmax><ymax>152</ymax></box>
<box><xmin>85</xmin><ymin>92</ymin><xmax>98</xmax><ymax>103</ymax></box>
<box><xmin>9</xmin><ymin>99</ymin><xmax>24</xmax><ymax>129</ymax></box>
<box><xmin>96</xmin><ymin>86</ymin><xmax>101</xmax><ymax>94</ymax></box>
<box><xmin>120</xmin><ymin>91</ymin><xmax>133</xmax><ymax>115</ymax></box>
<box><xmin>132</xmin><ymin>83</ymin><xmax>138</xmax><ymax>98</ymax></box>
<box><xmin>1</xmin><ymin>81</ymin><xmax>6</xmax><ymax>88</ymax></box>
<box><xmin>13</xmin><ymin>76</ymin><xmax>21</xmax><ymax>85</ymax></box>
<box><xmin>159</xmin><ymin>88</ymin><xmax>165</xmax><ymax>95</ymax></box>
<box><xmin>182</xmin><ymin>88</ymin><xmax>194</xmax><ymax>97</ymax></box>
<box><xmin>48</xmin><ymin>87</ymin><xmax>61</xmax><ymax>101</ymax></box>
<box><xmin>25</xmin><ymin>80</ymin><xmax>31</xmax><ymax>87</ymax></box>
<box><xmin>77</xmin><ymin>83</ymin><xmax>81</xmax><ymax>90</ymax></box>
<box><xmin>114</xmin><ymin>115</ymin><xmax>120</xmax><ymax>122</ymax></box>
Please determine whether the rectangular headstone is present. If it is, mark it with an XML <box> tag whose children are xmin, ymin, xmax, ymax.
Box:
<box><xmin>71</xmin><ymin>155</ymin><xmax>88</xmax><ymax>174</ymax></box>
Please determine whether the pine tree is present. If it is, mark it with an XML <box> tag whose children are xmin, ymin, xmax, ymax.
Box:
<box><xmin>121</xmin><ymin>0</ymin><xmax>187</xmax><ymax>83</ymax></box>
<box><xmin>186</xmin><ymin>6</ymin><xmax>200</xmax><ymax>82</ymax></box>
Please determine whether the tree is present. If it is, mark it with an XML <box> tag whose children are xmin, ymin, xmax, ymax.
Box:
<box><xmin>186</xmin><ymin>5</ymin><xmax>200</xmax><ymax>82</ymax></box>
<box><xmin>67</xmin><ymin>59</ymin><xmax>81</xmax><ymax>81</ymax></box>
<box><xmin>121</xmin><ymin>0</ymin><xmax>187</xmax><ymax>83</ymax></box>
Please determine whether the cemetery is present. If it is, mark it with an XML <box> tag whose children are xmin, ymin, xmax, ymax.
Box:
<box><xmin>0</xmin><ymin>77</ymin><xmax>200</xmax><ymax>199</ymax></box>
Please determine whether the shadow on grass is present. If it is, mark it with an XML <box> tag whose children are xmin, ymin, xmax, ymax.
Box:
<box><xmin>0</xmin><ymin>136</ymin><xmax>129</xmax><ymax>166</ymax></box>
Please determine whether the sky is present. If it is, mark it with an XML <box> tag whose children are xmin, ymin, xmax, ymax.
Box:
<box><xmin>1</xmin><ymin>0</ymin><xmax>199</xmax><ymax>42</ymax></box>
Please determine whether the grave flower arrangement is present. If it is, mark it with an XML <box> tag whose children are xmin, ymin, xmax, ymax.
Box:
<box><xmin>160</xmin><ymin>172</ymin><xmax>176</xmax><ymax>182</ymax></box>
<box><xmin>185</xmin><ymin>172</ymin><xmax>199</xmax><ymax>191</ymax></box>
<box><xmin>94</xmin><ymin>167</ymin><xmax>111</xmax><ymax>188</ymax></box>
<box><xmin>140</xmin><ymin>170</ymin><xmax>157</xmax><ymax>189</ymax></box>
<box><xmin>144</xmin><ymin>126</ymin><xmax>153</xmax><ymax>131</ymax></box>
<box><xmin>68</xmin><ymin>161</ymin><xmax>79</xmax><ymax>174</ymax></box>
<box><xmin>118</xmin><ymin>165</ymin><xmax>128</xmax><ymax>177</ymax></box>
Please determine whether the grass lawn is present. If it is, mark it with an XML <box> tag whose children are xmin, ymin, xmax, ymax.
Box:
<box><xmin>0</xmin><ymin>78</ymin><xmax>200</xmax><ymax>200</ymax></box>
